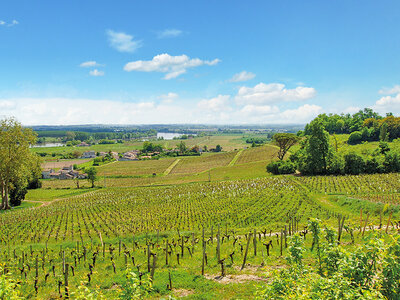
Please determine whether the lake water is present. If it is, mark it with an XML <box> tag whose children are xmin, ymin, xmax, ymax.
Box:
<box><xmin>157</xmin><ymin>132</ymin><xmax>185</xmax><ymax>140</ymax></box>
<box><xmin>32</xmin><ymin>143</ymin><xmax>65</xmax><ymax>148</ymax></box>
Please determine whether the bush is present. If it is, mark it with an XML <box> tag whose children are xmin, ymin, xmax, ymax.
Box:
<box><xmin>9</xmin><ymin>184</ymin><xmax>27</xmax><ymax>207</ymax></box>
<box><xmin>348</xmin><ymin>131</ymin><xmax>362</xmax><ymax>144</ymax></box>
<box><xmin>344</xmin><ymin>152</ymin><xmax>365</xmax><ymax>175</ymax></box>
<box><xmin>364</xmin><ymin>156</ymin><xmax>384</xmax><ymax>174</ymax></box>
<box><xmin>327</xmin><ymin>154</ymin><xmax>345</xmax><ymax>175</ymax></box>
<box><xmin>267</xmin><ymin>161</ymin><xmax>295</xmax><ymax>175</ymax></box>
<box><xmin>384</xmin><ymin>150</ymin><xmax>400</xmax><ymax>173</ymax></box>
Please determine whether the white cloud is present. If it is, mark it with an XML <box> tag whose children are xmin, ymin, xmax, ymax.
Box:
<box><xmin>157</xmin><ymin>29</ymin><xmax>183</xmax><ymax>38</ymax></box>
<box><xmin>373</xmin><ymin>93</ymin><xmax>400</xmax><ymax>114</ymax></box>
<box><xmin>89</xmin><ymin>69</ymin><xmax>105</xmax><ymax>76</ymax></box>
<box><xmin>235</xmin><ymin>83</ymin><xmax>316</xmax><ymax>105</ymax></box>
<box><xmin>0</xmin><ymin>100</ymin><xmax>16</xmax><ymax>110</ymax></box>
<box><xmin>80</xmin><ymin>61</ymin><xmax>102</xmax><ymax>68</ymax></box>
<box><xmin>159</xmin><ymin>92</ymin><xmax>178</xmax><ymax>104</ymax></box>
<box><xmin>379</xmin><ymin>85</ymin><xmax>400</xmax><ymax>95</ymax></box>
<box><xmin>106</xmin><ymin>30</ymin><xmax>142</xmax><ymax>53</ymax></box>
<box><xmin>229</xmin><ymin>71</ymin><xmax>255</xmax><ymax>82</ymax></box>
<box><xmin>240</xmin><ymin>105</ymin><xmax>279</xmax><ymax>116</ymax></box>
<box><xmin>342</xmin><ymin>106</ymin><xmax>361</xmax><ymax>114</ymax></box>
<box><xmin>124</xmin><ymin>53</ymin><xmax>220</xmax><ymax>79</ymax></box>
<box><xmin>279</xmin><ymin>104</ymin><xmax>322</xmax><ymax>122</ymax></box>
<box><xmin>197</xmin><ymin>95</ymin><xmax>231</xmax><ymax>112</ymax></box>
<box><xmin>0</xmin><ymin>20</ymin><xmax>18</xmax><ymax>27</ymax></box>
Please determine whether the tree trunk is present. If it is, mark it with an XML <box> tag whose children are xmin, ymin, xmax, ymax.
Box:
<box><xmin>2</xmin><ymin>181</ymin><xmax>10</xmax><ymax>210</ymax></box>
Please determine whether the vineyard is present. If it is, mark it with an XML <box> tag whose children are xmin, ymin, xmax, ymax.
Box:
<box><xmin>3</xmin><ymin>169</ymin><xmax>400</xmax><ymax>298</ymax></box>
<box><xmin>296</xmin><ymin>173</ymin><xmax>400</xmax><ymax>205</ymax></box>
<box><xmin>235</xmin><ymin>145</ymin><xmax>279</xmax><ymax>165</ymax></box>
<box><xmin>97</xmin><ymin>158</ymin><xmax>176</xmax><ymax>177</ymax></box>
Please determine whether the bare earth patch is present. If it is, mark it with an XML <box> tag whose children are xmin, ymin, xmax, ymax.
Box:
<box><xmin>173</xmin><ymin>289</ymin><xmax>194</xmax><ymax>297</ymax></box>
<box><xmin>205</xmin><ymin>273</ymin><xmax>268</xmax><ymax>284</ymax></box>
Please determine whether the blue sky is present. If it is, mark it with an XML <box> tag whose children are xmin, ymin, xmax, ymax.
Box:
<box><xmin>1</xmin><ymin>0</ymin><xmax>400</xmax><ymax>125</ymax></box>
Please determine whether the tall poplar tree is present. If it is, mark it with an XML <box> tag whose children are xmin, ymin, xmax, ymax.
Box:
<box><xmin>0</xmin><ymin>118</ymin><xmax>37</xmax><ymax>209</ymax></box>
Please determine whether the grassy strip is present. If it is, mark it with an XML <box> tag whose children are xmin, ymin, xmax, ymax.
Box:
<box><xmin>228</xmin><ymin>149</ymin><xmax>243</xmax><ymax>166</ymax></box>
<box><xmin>163</xmin><ymin>158</ymin><xmax>181</xmax><ymax>175</ymax></box>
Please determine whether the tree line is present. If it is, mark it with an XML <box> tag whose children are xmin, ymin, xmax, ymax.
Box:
<box><xmin>268</xmin><ymin>110</ymin><xmax>400</xmax><ymax>176</ymax></box>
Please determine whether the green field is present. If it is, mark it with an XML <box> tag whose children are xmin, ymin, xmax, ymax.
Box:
<box><xmin>3</xmin><ymin>135</ymin><xmax>400</xmax><ymax>299</ymax></box>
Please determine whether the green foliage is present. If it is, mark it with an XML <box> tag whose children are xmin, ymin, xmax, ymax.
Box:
<box><xmin>296</xmin><ymin>119</ymin><xmax>333</xmax><ymax>175</ymax></box>
<box><xmin>273</xmin><ymin>133</ymin><xmax>299</xmax><ymax>160</ymax></box>
<box><xmin>257</xmin><ymin>220</ymin><xmax>400</xmax><ymax>300</ymax></box>
<box><xmin>0</xmin><ymin>267</ymin><xmax>22</xmax><ymax>299</ymax></box>
<box><xmin>86</xmin><ymin>167</ymin><xmax>98</xmax><ymax>188</ymax></box>
<box><xmin>266</xmin><ymin>161</ymin><xmax>295</xmax><ymax>175</ymax></box>
<box><xmin>348</xmin><ymin>131</ymin><xmax>362</xmax><ymax>144</ymax></box>
<box><xmin>9</xmin><ymin>182</ymin><xmax>27</xmax><ymax>207</ymax></box>
<box><xmin>71</xmin><ymin>282</ymin><xmax>105</xmax><ymax>299</ymax></box>
<box><xmin>119</xmin><ymin>269</ymin><xmax>152</xmax><ymax>300</ymax></box>
<box><xmin>246</xmin><ymin>137</ymin><xmax>268</xmax><ymax>144</ymax></box>
<box><xmin>344</xmin><ymin>152</ymin><xmax>365</xmax><ymax>175</ymax></box>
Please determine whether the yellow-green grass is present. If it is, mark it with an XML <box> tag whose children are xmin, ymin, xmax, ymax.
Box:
<box><xmin>235</xmin><ymin>144</ymin><xmax>280</xmax><ymax>165</ymax></box>
<box><xmin>170</xmin><ymin>151</ymin><xmax>237</xmax><ymax>175</ymax></box>
<box><xmin>96</xmin><ymin>158</ymin><xmax>176</xmax><ymax>177</ymax></box>
<box><xmin>41</xmin><ymin>159</ymin><xmax>271</xmax><ymax>189</ymax></box>
<box><xmin>41</xmin><ymin>158</ymin><xmax>91</xmax><ymax>169</ymax></box>
<box><xmin>25</xmin><ymin>188</ymin><xmax>93</xmax><ymax>202</ymax></box>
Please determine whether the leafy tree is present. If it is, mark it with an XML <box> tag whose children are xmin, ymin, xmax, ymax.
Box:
<box><xmin>297</xmin><ymin>119</ymin><xmax>333</xmax><ymax>175</ymax></box>
<box><xmin>380</xmin><ymin>122</ymin><xmax>389</xmax><ymax>141</ymax></box>
<box><xmin>0</xmin><ymin>118</ymin><xmax>36</xmax><ymax>210</ymax></box>
<box><xmin>273</xmin><ymin>133</ymin><xmax>300</xmax><ymax>160</ymax></box>
<box><xmin>178</xmin><ymin>141</ymin><xmax>187</xmax><ymax>153</ymax></box>
<box><xmin>215</xmin><ymin>144</ymin><xmax>222</xmax><ymax>152</ymax></box>
<box><xmin>86</xmin><ymin>167</ymin><xmax>97</xmax><ymax>188</ymax></box>
<box><xmin>344</xmin><ymin>152</ymin><xmax>365</xmax><ymax>175</ymax></box>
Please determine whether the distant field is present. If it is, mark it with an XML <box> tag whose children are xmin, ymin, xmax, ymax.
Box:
<box><xmin>25</xmin><ymin>188</ymin><xmax>93</xmax><ymax>202</ymax></box>
<box><xmin>31</xmin><ymin>134</ymin><xmax>251</xmax><ymax>156</ymax></box>
<box><xmin>170</xmin><ymin>151</ymin><xmax>237</xmax><ymax>174</ymax></box>
<box><xmin>41</xmin><ymin>158</ymin><xmax>91</xmax><ymax>169</ymax></box>
<box><xmin>97</xmin><ymin>158</ymin><xmax>176</xmax><ymax>177</ymax></box>
<box><xmin>235</xmin><ymin>144</ymin><xmax>279</xmax><ymax>165</ymax></box>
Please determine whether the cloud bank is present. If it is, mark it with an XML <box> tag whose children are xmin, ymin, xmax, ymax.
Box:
<box><xmin>124</xmin><ymin>53</ymin><xmax>220</xmax><ymax>79</ymax></box>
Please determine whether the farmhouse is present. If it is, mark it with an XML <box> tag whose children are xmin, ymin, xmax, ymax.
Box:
<box><xmin>81</xmin><ymin>151</ymin><xmax>96</xmax><ymax>158</ymax></box>
<box><xmin>119</xmin><ymin>150</ymin><xmax>139</xmax><ymax>161</ymax></box>
<box><xmin>42</xmin><ymin>165</ymin><xmax>87</xmax><ymax>180</ymax></box>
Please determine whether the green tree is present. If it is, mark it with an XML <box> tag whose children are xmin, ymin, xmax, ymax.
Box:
<box><xmin>0</xmin><ymin>118</ymin><xmax>37</xmax><ymax>210</ymax></box>
<box><xmin>86</xmin><ymin>167</ymin><xmax>97</xmax><ymax>188</ymax></box>
<box><xmin>297</xmin><ymin>119</ymin><xmax>333</xmax><ymax>175</ymax></box>
<box><xmin>215</xmin><ymin>144</ymin><xmax>222</xmax><ymax>152</ymax></box>
<box><xmin>178</xmin><ymin>141</ymin><xmax>187</xmax><ymax>153</ymax></box>
<box><xmin>273</xmin><ymin>133</ymin><xmax>300</xmax><ymax>160</ymax></box>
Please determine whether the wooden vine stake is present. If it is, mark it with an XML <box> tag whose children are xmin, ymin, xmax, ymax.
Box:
<box><xmin>202</xmin><ymin>227</ymin><xmax>205</xmax><ymax>276</ymax></box>
<box><xmin>64</xmin><ymin>263</ymin><xmax>69</xmax><ymax>298</ymax></box>
<box><xmin>217</xmin><ymin>225</ymin><xmax>221</xmax><ymax>261</ymax></box>
<box><xmin>253</xmin><ymin>229</ymin><xmax>257</xmax><ymax>256</ymax></box>
<box><xmin>241</xmin><ymin>233</ymin><xmax>252</xmax><ymax>271</ymax></box>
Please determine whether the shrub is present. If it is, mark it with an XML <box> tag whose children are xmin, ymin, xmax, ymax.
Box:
<box><xmin>278</xmin><ymin>161</ymin><xmax>296</xmax><ymax>174</ymax></box>
<box><xmin>267</xmin><ymin>161</ymin><xmax>295</xmax><ymax>175</ymax></box>
<box><xmin>383</xmin><ymin>150</ymin><xmax>400</xmax><ymax>173</ymax></box>
<box><xmin>348</xmin><ymin>131</ymin><xmax>362</xmax><ymax>144</ymax></box>
<box><xmin>344</xmin><ymin>152</ymin><xmax>365</xmax><ymax>175</ymax></box>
